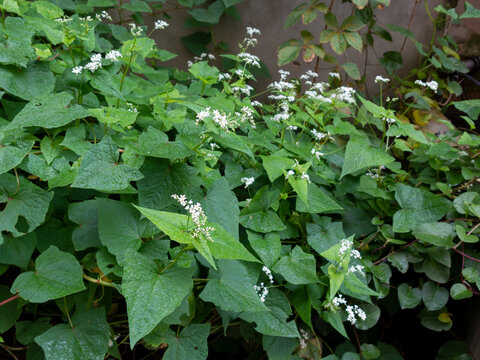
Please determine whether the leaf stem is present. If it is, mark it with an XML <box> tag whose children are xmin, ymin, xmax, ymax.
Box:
<box><xmin>64</xmin><ymin>297</ymin><xmax>73</xmax><ymax>328</ymax></box>
<box><xmin>0</xmin><ymin>294</ymin><xmax>19</xmax><ymax>307</ymax></box>
<box><xmin>83</xmin><ymin>273</ymin><xmax>116</xmax><ymax>288</ymax></box>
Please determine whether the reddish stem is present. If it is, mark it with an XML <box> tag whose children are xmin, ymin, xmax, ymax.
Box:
<box><xmin>0</xmin><ymin>294</ymin><xmax>19</xmax><ymax>307</ymax></box>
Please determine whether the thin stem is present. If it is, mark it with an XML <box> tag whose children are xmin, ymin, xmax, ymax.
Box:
<box><xmin>399</xmin><ymin>0</ymin><xmax>420</xmax><ymax>54</ymax></box>
<box><xmin>64</xmin><ymin>297</ymin><xmax>73</xmax><ymax>328</ymax></box>
<box><xmin>0</xmin><ymin>294</ymin><xmax>19</xmax><ymax>307</ymax></box>
<box><xmin>373</xmin><ymin>239</ymin><xmax>419</xmax><ymax>265</ymax></box>
<box><xmin>116</xmin><ymin>36</ymin><xmax>137</xmax><ymax>107</ymax></box>
<box><xmin>0</xmin><ymin>344</ymin><xmax>18</xmax><ymax>360</ymax></box>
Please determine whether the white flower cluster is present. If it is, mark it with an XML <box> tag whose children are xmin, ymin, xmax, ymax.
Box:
<box><xmin>235</xmin><ymin>106</ymin><xmax>256</xmax><ymax>128</ymax></box>
<box><xmin>154</xmin><ymin>20</ymin><xmax>169</xmax><ymax>30</ymax></box>
<box><xmin>299</xmin><ymin>329</ymin><xmax>309</xmax><ymax>349</ymax></box>
<box><xmin>347</xmin><ymin>264</ymin><xmax>365</xmax><ymax>275</ymax></box>
<box><xmin>196</xmin><ymin>108</ymin><xmax>253</xmax><ymax>132</ymax></box>
<box><xmin>383</xmin><ymin>116</ymin><xmax>396</xmax><ymax>124</ymax></box>
<box><xmin>286</xmin><ymin>169</ymin><xmax>295</xmax><ymax>179</ymax></box>
<box><xmin>287</xmin><ymin>125</ymin><xmax>298</xmax><ymax>131</ymax></box>
<box><xmin>262</xmin><ymin>266</ymin><xmax>274</xmax><ymax>283</ymax></box>
<box><xmin>346</xmin><ymin>304</ymin><xmax>367</xmax><ymax>324</ymax></box>
<box><xmin>105</xmin><ymin>50</ymin><xmax>122</xmax><ymax>62</ymax></box>
<box><xmin>300</xmin><ymin>70</ymin><xmax>318</xmax><ymax>80</ymax></box>
<box><xmin>311</xmin><ymin>148</ymin><xmax>324</xmax><ymax>160</ymax></box>
<box><xmin>338</xmin><ymin>238</ymin><xmax>361</xmax><ymax>259</ymax></box>
<box><xmin>232</xmin><ymin>84</ymin><xmax>254</xmax><ymax>97</ymax></box>
<box><xmin>250</xmin><ymin>100</ymin><xmax>262</xmax><ymax>107</ymax></box>
<box><xmin>254</xmin><ymin>283</ymin><xmax>269</xmax><ymax>302</ymax></box>
<box><xmin>330</xmin><ymin>294</ymin><xmax>367</xmax><ymax>325</ymax></box>
<box><xmin>218</xmin><ymin>72</ymin><xmax>231</xmax><ymax>81</ymax></box>
<box><xmin>187</xmin><ymin>53</ymin><xmax>215</xmax><ymax>67</ymax></box>
<box><xmin>241</xmin><ymin>177</ymin><xmax>255</xmax><ymax>188</ymax></box>
<box><xmin>273</xmin><ymin>102</ymin><xmax>290</xmax><ymax>122</ymax></box>
<box><xmin>374</xmin><ymin>75</ymin><xmax>390</xmax><ymax>84</ymax></box>
<box><xmin>72</xmin><ymin>49</ymin><xmax>123</xmax><ymax>75</ymax></box>
<box><xmin>329</xmin><ymin>72</ymin><xmax>341</xmax><ymax>80</ymax></box>
<box><xmin>300</xmin><ymin>172</ymin><xmax>311</xmax><ymax>183</ymax></box>
<box><xmin>311</xmin><ymin>129</ymin><xmax>327</xmax><ymax>142</ymax></box>
<box><xmin>209</xmin><ymin>143</ymin><xmax>219</xmax><ymax>150</ymax></box>
<box><xmin>126</xmin><ymin>102</ymin><xmax>138</xmax><ymax>113</ymax></box>
<box><xmin>242</xmin><ymin>27</ymin><xmax>261</xmax><ymax>48</ymax></box>
<box><xmin>96</xmin><ymin>10</ymin><xmax>112</xmax><ymax>21</ymax></box>
<box><xmin>414</xmin><ymin>79</ymin><xmax>438</xmax><ymax>92</ymax></box>
<box><xmin>130</xmin><ymin>23</ymin><xmax>143</xmax><ymax>36</ymax></box>
<box><xmin>171</xmin><ymin>194</ymin><xmax>215</xmax><ymax>241</ymax></box>
<box><xmin>331</xmin><ymin>86</ymin><xmax>356</xmax><ymax>104</ymax></box>
<box><xmin>238</xmin><ymin>52</ymin><xmax>260</xmax><ymax>68</ymax></box>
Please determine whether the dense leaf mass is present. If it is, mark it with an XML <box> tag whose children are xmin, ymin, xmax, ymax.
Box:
<box><xmin>0</xmin><ymin>1</ymin><xmax>479</xmax><ymax>359</ymax></box>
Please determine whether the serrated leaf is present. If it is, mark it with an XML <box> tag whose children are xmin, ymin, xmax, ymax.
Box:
<box><xmin>277</xmin><ymin>39</ymin><xmax>302</xmax><ymax>66</ymax></box>
<box><xmin>0</xmin><ymin>140</ymin><xmax>34</xmax><ymax>175</ymax></box>
<box><xmin>7</xmin><ymin>92</ymin><xmax>88</xmax><ymax>129</ymax></box>
<box><xmin>199</xmin><ymin>259</ymin><xmax>268</xmax><ymax>312</ymax></box>
<box><xmin>344</xmin><ymin>31</ymin><xmax>363</xmax><ymax>52</ymax></box>
<box><xmin>240</xmin><ymin>288</ymin><xmax>300</xmax><ymax>338</ymax></box>
<box><xmin>72</xmin><ymin>136</ymin><xmax>143</xmax><ymax>192</ymax></box>
<box><xmin>392</xmin><ymin>184</ymin><xmax>452</xmax><ymax>233</ymax></box>
<box><xmin>397</xmin><ymin>283</ymin><xmax>421</xmax><ymax>309</ymax></box>
<box><xmin>340</xmin><ymin>15</ymin><xmax>365</xmax><ymax>31</ymax></box>
<box><xmin>272</xmin><ymin>246</ymin><xmax>319</xmax><ymax>284</ymax></box>
<box><xmin>11</xmin><ymin>246</ymin><xmax>85</xmax><ymax>303</ymax></box>
<box><xmin>0</xmin><ymin>173</ymin><xmax>54</xmax><ymax>237</ymax></box>
<box><xmin>341</xmin><ymin>135</ymin><xmax>395</xmax><ymax>178</ymax></box>
<box><xmin>123</xmin><ymin>250</ymin><xmax>195</xmax><ymax>347</ymax></box>
<box><xmin>330</xmin><ymin>33</ymin><xmax>347</xmax><ymax>55</ymax></box>
<box><xmin>35</xmin><ymin>308</ymin><xmax>110</xmax><ymax>360</ymax></box>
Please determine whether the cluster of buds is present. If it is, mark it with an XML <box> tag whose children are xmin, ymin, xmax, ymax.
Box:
<box><xmin>171</xmin><ymin>194</ymin><xmax>215</xmax><ymax>241</ymax></box>
<box><xmin>241</xmin><ymin>177</ymin><xmax>255</xmax><ymax>188</ymax></box>
<box><xmin>254</xmin><ymin>283</ymin><xmax>269</xmax><ymax>302</ymax></box>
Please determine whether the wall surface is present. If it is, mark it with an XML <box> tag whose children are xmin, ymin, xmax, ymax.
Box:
<box><xmin>141</xmin><ymin>0</ymin><xmax>444</xmax><ymax>93</ymax></box>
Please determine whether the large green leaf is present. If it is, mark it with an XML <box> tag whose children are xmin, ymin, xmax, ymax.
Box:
<box><xmin>296</xmin><ymin>183</ymin><xmax>343</xmax><ymax>213</ymax></box>
<box><xmin>97</xmin><ymin>199</ymin><xmax>149</xmax><ymax>264</ymax></box>
<box><xmin>204</xmin><ymin>177</ymin><xmax>239</xmax><ymax>240</ymax></box>
<box><xmin>11</xmin><ymin>246</ymin><xmax>85</xmax><ymax>303</ymax></box>
<box><xmin>138</xmin><ymin>158</ymin><xmax>202</xmax><ymax>210</ymax></box>
<box><xmin>246</xmin><ymin>231</ymin><xmax>281</xmax><ymax>268</ymax></box>
<box><xmin>35</xmin><ymin>308</ymin><xmax>110</xmax><ymax>360</ymax></box>
<box><xmin>0</xmin><ymin>232</ymin><xmax>36</xmax><ymax>268</ymax></box>
<box><xmin>240</xmin><ymin>288</ymin><xmax>300</xmax><ymax>338</ymax></box>
<box><xmin>199</xmin><ymin>260</ymin><xmax>268</xmax><ymax>312</ymax></box>
<box><xmin>162</xmin><ymin>324</ymin><xmax>210</xmax><ymax>360</ymax></box>
<box><xmin>68</xmin><ymin>200</ymin><xmax>101</xmax><ymax>251</ymax></box>
<box><xmin>307</xmin><ymin>218</ymin><xmax>345</xmax><ymax>255</ymax></box>
<box><xmin>341</xmin><ymin>135</ymin><xmax>395</xmax><ymax>178</ymax></box>
<box><xmin>272</xmin><ymin>246</ymin><xmax>319</xmax><ymax>284</ymax></box>
<box><xmin>240</xmin><ymin>210</ymin><xmax>286</xmax><ymax>233</ymax></box>
<box><xmin>392</xmin><ymin>184</ymin><xmax>452</xmax><ymax>233</ymax></box>
<box><xmin>0</xmin><ymin>173</ymin><xmax>54</xmax><ymax>237</ymax></box>
<box><xmin>421</xmin><ymin>281</ymin><xmax>449</xmax><ymax>311</ymax></box>
<box><xmin>188</xmin><ymin>0</ymin><xmax>225</xmax><ymax>24</ymax></box>
<box><xmin>15</xmin><ymin>318</ymin><xmax>52</xmax><ymax>345</ymax></box>
<box><xmin>397</xmin><ymin>283</ymin><xmax>421</xmax><ymax>309</ymax></box>
<box><xmin>0</xmin><ymin>140</ymin><xmax>34</xmax><ymax>175</ymax></box>
<box><xmin>0</xmin><ymin>17</ymin><xmax>35</xmax><ymax>67</ymax></box>
<box><xmin>136</xmin><ymin>206</ymin><xmax>259</xmax><ymax>264</ymax></box>
<box><xmin>7</xmin><ymin>92</ymin><xmax>88</xmax><ymax>129</ymax></box>
<box><xmin>122</xmin><ymin>250</ymin><xmax>195</xmax><ymax>347</ymax></box>
<box><xmin>188</xmin><ymin>60</ymin><xmax>220</xmax><ymax>83</ymax></box>
<box><xmin>138</xmin><ymin>127</ymin><xmax>194</xmax><ymax>160</ymax></box>
<box><xmin>412</xmin><ymin>222</ymin><xmax>456</xmax><ymax>248</ymax></box>
<box><xmin>72</xmin><ymin>136</ymin><xmax>143</xmax><ymax>192</ymax></box>
<box><xmin>0</xmin><ymin>63</ymin><xmax>55</xmax><ymax>101</ymax></box>
<box><xmin>261</xmin><ymin>154</ymin><xmax>295</xmax><ymax>183</ymax></box>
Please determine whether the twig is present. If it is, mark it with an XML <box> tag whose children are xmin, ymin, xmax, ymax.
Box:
<box><xmin>0</xmin><ymin>344</ymin><xmax>18</xmax><ymax>360</ymax></box>
<box><xmin>373</xmin><ymin>239</ymin><xmax>419</xmax><ymax>265</ymax></box>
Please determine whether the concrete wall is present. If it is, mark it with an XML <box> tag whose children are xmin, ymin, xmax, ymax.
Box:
<box><xmin>139</xmin><ymin>0</ymin><xmax>444</xmax><ymax>93</ymax></box>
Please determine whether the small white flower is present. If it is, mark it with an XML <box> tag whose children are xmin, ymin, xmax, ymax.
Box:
<box><xmin>72</xmin><ymin>66</ymin><xmax>83</xmax><ymax>75</ymax></box>
<box><xmin>209</xmin><ymin>143</ymin><xmax>219</xmax><ymax>150</ymax></box>
<box><xmin>329</xmin><ymin>72</ymin><xmax>341</xmax><ymax>80</ymax></box>
<box><xmin>286</xmin><ymin>170</ymin><xmax>295</xmax><ymax>179</ymax></box>
<box><xmin>287</xmin><ymin>125</ymin><xmax>298</xmax><ymax>131</ymax></box>
<box><xmin>374</xmin><ymin>75</ymin><xmax>390</xmax><ymax>83</ymax></box>
<box><xmin>262</xmin><ymin>266</ymin><xmax>274</xmax><ymax>284</ymax></box>
<box><xmin>300</xmin><ymin>172</ymin><xmax>311</xmax><ymax>183</ymax></box>
<box><xmin>246</xmin><ymin>27</ymin><xmax>261</xmax><ymax>37</ymax></box>
<box><xmin>254</xmin><ymin>282</ymin><xmax>269</xmax><ymax>302</ymax></box>
<box><xmin>195</xmin><ymin>107</ymin><xmax>211</xmax><ymax>124</ymax></box>
<box><xmin>154</xmin><ymin>20</ymin><xmax>169</xmax><ymax>30</ymax></box>
<box><xmin>332</xmin><ymin>294</ymin><xmax>347</xmax><ymax>307</ymax></box>
<box><xmin>415</xmin><ymin>79</ymin><xmax>438</xmax><ymax>92</ymax></box>
<box><xmin>171</xmin><ymin>194</ymin><xmax>215</xmax><ymax>241</ymax></box>
<box><xmin>241</xmin><ymin>177</ymin><xmax>255</xmax><ymax>188</ymax></box>
<box><xmin>105</xmin><ymin>50</ymin><xmax>122</xmax><ymax>62</ymax></box>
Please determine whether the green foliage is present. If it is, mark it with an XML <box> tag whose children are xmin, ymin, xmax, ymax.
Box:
<box><xmin>0</xmin><ymin>1</ymin><xmax>479</xmax><ymax>359</ymax></box>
